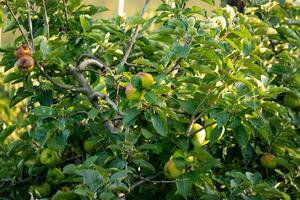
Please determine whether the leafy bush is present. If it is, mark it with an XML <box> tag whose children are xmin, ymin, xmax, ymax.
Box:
<box><xmin>0</xmin><ymin>0</ymin><xmax>300</xmax><ymax>199</ymax></box>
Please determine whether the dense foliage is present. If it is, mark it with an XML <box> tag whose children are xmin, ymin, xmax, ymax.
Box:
<box><xmin>0</xmin><ymin>0</ymin><xmax>300</xmax><ymax>199</ymax></box>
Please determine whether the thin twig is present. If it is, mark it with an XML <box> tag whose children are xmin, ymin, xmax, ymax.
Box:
<box><xmin>119</xmin><ymin>0</ymin><xmax>151</xmax><ymax>67</ymax></box>
<box><xmin>62</xmin><ymin>0</ymin><xmax>70</xmax><ymax>30</ymax></box>
<box><xmin>166</xmin><ymin>58</ymin><xmax>183</xmax><ymax>75</ymax></box>
<box><xmin>91</xmin><ymin>92</ymin><xmax>123</xmax><ymax>115</ymax></box>
<box><xmin>27</xmin><ymin>0</ymin><xmax>35</xmax><ymax>51</ymax></box>
<box><xmin>36</xmin><ymin>62</ymin><xmax>83</xmax><ymax>91</ymax></box>
<box><xmin>130</xmin><ymin>172</ymin><xmax>189</xmax><ymax>191</ymax></box>
<box><xmin>41</xmin><ymin>0</ymin><xmax>50</xmax><ymax>38</ymax></box>
<box><xmin>186</xmin><ymin>88</ymin><xmax>217</xmax><ymax>136</ymax></box>
<box><xmin>3</xmin><ymin>1</ymin><xmax>30</xmax><ymax>45</ymax></box>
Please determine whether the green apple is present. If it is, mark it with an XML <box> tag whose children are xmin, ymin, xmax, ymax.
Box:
<box><xmin>137</xmin><ymin>72</ymin><xmax>155</xmax><ymax>89</ymax></box>
<box><xmin>52</xmin><ymin>191</ymin><xmax>77</xmax><ymax>200</ymax></box>
<box><xmin>293</xmin><ymin>73</ymin><xmax>300</xmax><ymax>87</ymax></box>
<box><xmin>40</xmin><ymin>149</ymin><xmax>60</xmax><ymax>167</ymax></box>
<box><xmin>185</xmin><ymin>155</ymin><xmax>195</xmax><ymax>164</ymax></box>
<box><xmin>83</xmin><ymin>138</ymin><xmax>97</xmax><ymax>153</ymax></box>
<box><xmin>191</xmin><ymin>123</ymin><xmax>206</xmax><ymax>148</ymax></box>
<box><xmin>204</xmin><ymin>119</ymin><xmax>217</xmax><ymax>138</ymax></box>
<box><xmin>283</xmin><ymin>93</ymin><xmax>300</xmax><ymax>108</ymax></box>
<box><xmin>34</xmin><ymin>182</ymin><xmax>51</xmax><ymax>198</ymax></box>
<box><xmin>125</xmin><ymin>84</ymin><xmax>142</xmax><ymax>100</ymax></box>
<box><xmin>260</xmin><ymin>153</ymin><xmax>277</xmax><ymax>169</ymax></box>
<box><xmin>164</xmin><ymin>160</ymin><xmax>185</xmax><ymax>179</ymax></box>
<box><xmin>47</xmin><ymin>168</ymin><xmax>64</xmax><ymax>185</ymax></box>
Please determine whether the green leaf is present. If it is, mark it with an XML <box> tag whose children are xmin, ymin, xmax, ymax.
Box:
<box><xmin>132</xmin><ymin>159</ymin><xmax>155</xmax><ymax>172</ymax></box>
<box><xmin>3</xmin><ymin>72</ymin><xmax>23</xmax><ymax>83</ymax></box>
<box><xmin>123</xmin><ymin>108</ymin><xmax>141</xmax><ymax>128</ymax></box>
<box><xmin>200</xmin><ymin>0</ymin><xmax>215</xmax><ymax>5</ymax></box>
<box><xmin>30</xmin><ymin>106</ymin><xmax>54</xmax><ymax>119</ymax></box>
<box><xmin>10</xmin><ymin>88</ymin><xmax>33</xmax><ymax>108</ymax></box>
<box><xmin>151</xmin><ymin>113</ymin><xmax>168</xmax><ymax>136</ymax></box>
<box><xmin>176</xmin><ymin>174</ymin><xmax>193</xmax><ymax>198</ymax></box>
<box><xmin>138</xmin><ymin>143</ymin><xmax>163</xmax><ymax>154</ymax></box>
<box><xmin>126</xmin><ymin>15</ymin><xmax>146</xmax><ymax>29</ymax></box>
<box><xmin>144</xmin><ymin>91</ymin><xmax>158</xmax><ymax>105</ymax></box>
<box><xmin>0</xmin><ymin>125</ymin><xmax>17</xmax><ymax>144</ymax></box>
<box><xmin>234</xmin><ymin>125</ymin><xmax>249</xmax><ymax>146</ymax></box>
<box><xmin>88</xmin><ymin>109</ymin><xmax>100</xmax><ymax>120</ymax></box>
<box><xmin>80</xmin><ymin>15</ymin><xmax>91</xmax><ymax>32</ymax></box>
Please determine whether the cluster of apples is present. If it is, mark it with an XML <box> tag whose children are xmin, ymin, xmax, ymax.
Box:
<box><xmin>164</xmin><ymin>150</ymin><xmax>194</xmax><ymax>179</ymax></box>
<box><xmin>125</xmin><ymin>72</ymin><xmax>154</xmax><ymax>100</ymax></box>
<box><xmin>33</xmin><ymin>149</ymin><xmax>66</xmax><ymax>198</ymax></box>
<box><xmin>14</xmin><ymin>44</ymin><xmax>35</xmax><ymax>72</ymax></box>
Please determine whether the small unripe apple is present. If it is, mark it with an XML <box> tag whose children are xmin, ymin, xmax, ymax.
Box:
<box><xmin>83</xmin><ymin>139</ymin><xmax>97</xmax><ymax>153</ymax></box>
<box><xmin>137</xmin><ymin>72</ymin><xmax>154</xmax><ymax>89</ymax></box>
<box><xmin>164</xmin><ymin>160</ymin><xmax>185</xmax><ymax>179</ymax></box>
<box><xmin>260</xmin><ymin>153</ymin><xmax>277</xmax><ymax>169</ymax></box>
<box><xmin>52</xmin><ymin>191</ymin><xmax>78</xmax><ymax>200</ymax></box>
<box><xmin>185</xmin><ymin>155</ymin><xmax>195</xmax><ymax>164</ymax></box>
<box><xmin>34</xmin><ymin>182</ymin><xmax>51</xmax><ymax>198</ymax></box>
<box><xmin>16</xmin><ymin>55</ymin><xmax>35</xmax><ymax>72</ymax></box>
<box><xmin>40</xmin><ymin>149</ymin><xmax>60</xmax><ymax>167</ymax></box>
<box><xmin>47</xmin><ymin>168</ymin><xmax>64</xmax><ymax>185</ymax></box>
<box><xmin>191</xmin><ymin>123</ymin><xmax>206</xmax><ymax>148</ymax></box>
<box><xmin>283</xmin><ymin>93</ymin><xmax>300</xmax><ymax>108</ymax></box>
<box><xmin>14</xmin><ymin>44</ymin><xmax>33</xmax><ymax>59</ymax></box>
<box><xmin>125</xmin><ymin>84</ymin><xmax>142</xmax><ymax>100</ymax></box>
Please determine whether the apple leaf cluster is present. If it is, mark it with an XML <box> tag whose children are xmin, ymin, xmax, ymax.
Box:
<box><xmin>0</xmin><ymin>0</ymin><xmax>300</xmax><ymax>199</ymax></box>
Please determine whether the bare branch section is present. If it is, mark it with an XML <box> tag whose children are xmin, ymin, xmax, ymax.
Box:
<box><xmin>119</xmin><ymin>0</ymin><xmax>151</xmax><ymax>67</ymax></box>
<box><xmin>70</xmin><ymin>59</ymin><xmax>123</xmax><ymax>133</ymax></box>
<box><xmin>3</xmin><ymin>1</ymin><xmax>30</xmax><ymax>45</ymax></box>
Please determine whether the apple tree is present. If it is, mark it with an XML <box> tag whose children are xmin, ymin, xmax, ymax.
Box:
<box><xmin>0</xmin><ymin>0</ymin><xmax>300</xmax><ymax>199</ymax></box>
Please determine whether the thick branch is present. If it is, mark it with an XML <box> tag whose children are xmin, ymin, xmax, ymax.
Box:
<box><xmin>119</xmin><ymin>0</ymin><xmax>151</xmax><ymax>67</ymax></box>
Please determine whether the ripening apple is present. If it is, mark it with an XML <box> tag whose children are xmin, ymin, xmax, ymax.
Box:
<box><xmin>16</xmin><ymin>56</ymin><xmax>35</xmax><ymax>72</ymax></box>
<box><xmin>14</xmin><ymin>44</ymin><xmax>33</xmax><ymax>59</ymax></box>
<box><xmin>164</xmin><ymin>159</ymin><xmax>185</xmax><ymax>179</ymax></box>
<box><xmin>137</xmin><ymin>72</ymin><xmax>154</xmax><ymax>89</ymax></box>
<box><xmin>40</xmin><ymin>149</ymin><xmax>60</xmax><ymax>167</ymax></box>
<box><xmin>125</xmin><ymin>84</ymin><xmax>142</xmax><ymax>100</ymax></box>
<box><xmin>260</xmin><ymin>153</ymin><xmax>277</xmax><ymax>169</ymax></box>
<box><xmin>191</xmin><ymin>123</ymin><xmax>206</xmax><ymax>148</ymax></box>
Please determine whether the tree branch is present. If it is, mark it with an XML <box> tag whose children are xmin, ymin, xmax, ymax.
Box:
<box><xmin>119</xmin><ymin>0</ymin><xmax>151</xmax><ymax>67</ymax></box>
<box><xmin>41</xmin><ymin>0</ymin><xmax>50</xmax><ymax>38</ymax></box>
<box><xmin>62</xmin><ymin>0</ymin><xmax>70</xmax><ymax>30</ymax></box>
<box><xmin>3</xmin><ymin>0</ymin><xmax>30</xmax><ymax>45</ymax></box>
<box><xmin>27</xmin><ymin>0</ymin><xmax>35</xmax><ymax>51</ymax></box>
<box><xmin>130</xmin><ymin>171</ymin><xmax>189</xmax><ymax>192</ymax></box>
<box><xmin>186</xmin><ymin>88</ymin><xmax>217</xmax><ymax>136</ymax></box>
<box><xmin>36</xmin><ymin>62</ymin><xmax>83</xmax><ymax>91</ymax></box>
